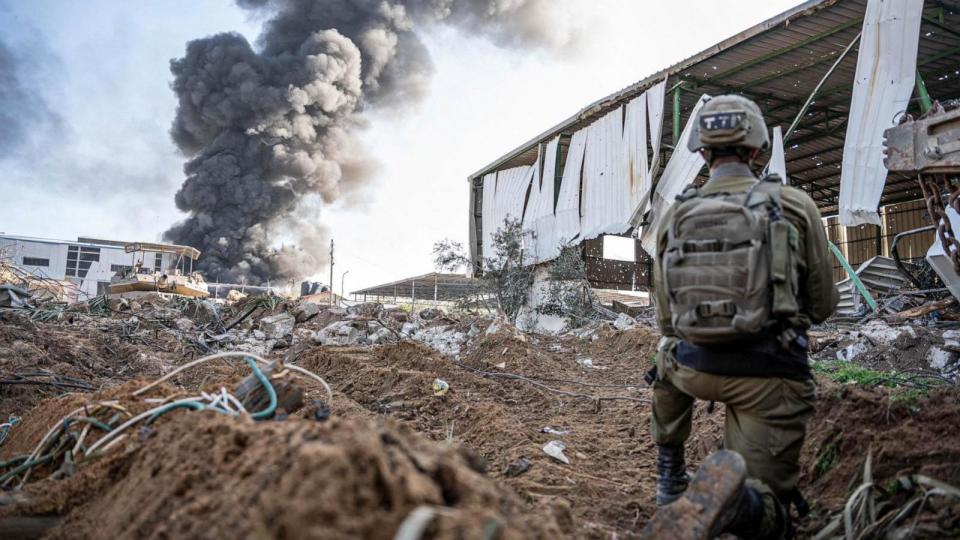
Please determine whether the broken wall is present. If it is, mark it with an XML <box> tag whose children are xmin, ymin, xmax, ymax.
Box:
<box><xmin>474</xmin><ymin>81</ymin><xmax>667</xmax><ymax>279</ymax></box>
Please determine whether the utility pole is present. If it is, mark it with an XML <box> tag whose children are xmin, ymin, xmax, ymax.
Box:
<box><xmin>329</xmin><ymin>238</ymin><xmax>335</xmax><ymax>306</ymax></box>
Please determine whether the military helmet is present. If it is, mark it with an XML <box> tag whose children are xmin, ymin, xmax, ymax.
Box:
<box><xmin>687</xmin><ymin>95</ymin><xmax>770</xmax><ymax>153</ymax></box>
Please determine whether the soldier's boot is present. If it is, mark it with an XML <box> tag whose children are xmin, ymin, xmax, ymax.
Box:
<box><xmin>641</xmin><ymin>450</ymin><xmax>789</xmax><ymax>540</ymax></box>
<box><xmin>726</xmin><ymin>481</ymin><xmax>790</xmax><ymax>540</ymax></box>
<box><xmin>655</xmin><ymin>443</ymin><xmax>689</xmax><ymax>506</ymax></box>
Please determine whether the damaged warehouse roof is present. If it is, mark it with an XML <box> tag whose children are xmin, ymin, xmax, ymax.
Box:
<box><xmin>468</xmin><ymin>0</ymin><xmax>960</xmax><ymax>269</ymax></box>
<box><xmin>351</xmin><ymin>272</ymin><xmax>480</xmax><ymax>302</ymax></box>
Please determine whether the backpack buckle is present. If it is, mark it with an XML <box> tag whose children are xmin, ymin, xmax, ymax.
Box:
<box><xmin>696</xmin><ymin>301</ymin><xmax>736</xmax><ymax>318</ymax></box>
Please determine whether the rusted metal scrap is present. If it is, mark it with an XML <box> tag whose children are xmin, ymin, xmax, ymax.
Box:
<box><xmin>884</xmin><ymin>105</ymin><xmax>960</xmax><ymax>297</ymax></box>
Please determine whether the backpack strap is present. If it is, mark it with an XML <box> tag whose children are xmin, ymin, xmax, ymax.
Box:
<box><xmin>744</xmin><ymin>176</ymin><xmax>784</xmax><ymax>221</ymax></box>
<box><xmin>675</xmin><ymin>183</ymin><xmax>702</xmax><ymax>202</ymax></box>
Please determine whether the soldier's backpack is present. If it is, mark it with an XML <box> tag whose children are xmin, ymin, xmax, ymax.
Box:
<box><xmin>661</xmin><ymin>175</ymin><xmax>800</xmax><ymax>345</ymax></box>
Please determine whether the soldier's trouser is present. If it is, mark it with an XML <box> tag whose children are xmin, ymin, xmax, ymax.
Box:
<box><xmin>650</xmin><ymin>342</ymin><xmax>816</xmax><ymax>503</ymax></box>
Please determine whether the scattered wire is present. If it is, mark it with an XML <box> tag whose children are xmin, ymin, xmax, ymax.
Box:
<box><xmin>450</xmin><ymin>360</ymin><xmax>649</xmax><ymax>404</ymax></box>
<box><xmin>0</xmin><ymin>415</ymin><xmax>20</xmax><ymax>447</ymax></box>
<box><xmin>0</xmin><ymin>372</ymin><xmax>96</xmax><ymax>391</ymax></box>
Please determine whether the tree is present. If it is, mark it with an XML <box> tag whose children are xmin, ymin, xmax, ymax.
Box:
<box><xmin>432</xmin><ymin>218</ymin><xmax>534</xmax><ymax>319</ymax></box>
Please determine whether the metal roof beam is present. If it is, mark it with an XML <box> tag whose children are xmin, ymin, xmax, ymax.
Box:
<box><xmin>790</xmin><ymin>155</ymin><xmax>844</xmax><ymax>176</ymax></box>
<box><xmin>741</xmin><ymin>49</ymin><xmax>853</xmax><ymax>90</ymax></box>
<box><xmin>792</xmin><ymin>168</ymin><xmax>842</xmax><ymax>186</ymax></box>
<box><xmin>919</xmin><ymin>45</ymin><xmax>960</xmax><ymax>67</ymax></box>
<box><xmin>743</xmin><ymin>9</ymin><xmax>958</xmax><ymax>90</ymax></box>
<box><xmin>922</xmin><ymin>15</ymin><xmax>960</xmax><ymax>40</ymax></box>
<box><xmin>784</xmin><ymin>142</ymin><xmax>846</xmax><ymax>162</ymax></box>
<box><xmin>778</xmin><ymin>120</ymin><xmax>848</xmax><ymax>147</ymax></box>
<box><xmin>710</xmin><ymin>17</ymin><xmax>863</xmax><ymax>81</ymax></box>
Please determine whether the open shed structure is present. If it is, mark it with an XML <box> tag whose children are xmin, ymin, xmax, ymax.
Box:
<box><xmin>468</xmin><ymin>0</ymin><xmax>960</xmax><ymax>287</ymax></box>
<box><xmin>351</xmin><ymin>273</ymin><xmax>481</xmax><ymax>306</ymax></box>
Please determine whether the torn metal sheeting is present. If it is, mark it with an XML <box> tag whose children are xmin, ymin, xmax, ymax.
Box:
<box><xmin>838</xmin><ymin>0</ymin><xmax>924</xmax><ymax>226</ymax></box>
<box><xmin>835</xmin><ymin>256</ymin><xmax>912</xmax><ymax>316</ymax></box>
<box><xmin>0</xmin><ymin>284</ymin><xmax>33</xmax><ymax>308</ymax></box>
<box><xmin>927</xmin><ymin>207</ymin><xmax>960</xmax><ymax>301</ymax></box>
<box><xmin>770</xmin><ymin>125</ymin><xmax>787</xmax><ymax>184</ymax></box>
<box><xmin>640</xmin><ymin>94</ymin><xmax>710</xmax><ymax>255</ymax></box>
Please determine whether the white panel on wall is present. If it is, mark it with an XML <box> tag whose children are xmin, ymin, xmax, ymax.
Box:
<box><xmin>525</xmin><ymin>138</ymin><xmax>561</xmax><ymax>265</ymax></box>
<box><xmin>624</xmin><ymin>94</ymin><xmax>650</xmax><ymax>219</ymax></box>
<box><xmin>480</xmin><ymin>172</ymin><xmax>498</xmax><ymax>263</ymax></box>
<box><xmin>581</xmin><ymin>107</ymin><xmax>628</xmax><ymax>240</ymax></box>
<box><xmin>553</xmin><ymin>129</ymin><xmax>588</xmax><ymax>255</ymax></box>
<box><xmin>646</xmin><ymin>79</ymin><xmax>667</xmax><ymax>181</ymax></box>
<box><xmin>640</xmin><ymin>94</ymin><xmax>710</xmax><ymax>255</ymax></box>
<box><xmin>769</xmin><ymin>125</ymin><xmax>788</xmax><ymax>184</ymax></box>
<box><xmin>838</xmin><ymin>0</ymin><xmax>923</xmax><ymax>226</ymax></box>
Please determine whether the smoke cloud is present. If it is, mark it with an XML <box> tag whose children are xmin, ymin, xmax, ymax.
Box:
<box><xmin>0</xmin><ymin>36</ymin><xmax>61</xmax><ymax>159</ymax></box>
<box><xmin>164</xmin><ymin>0</ymin><xmax>576</xmax><ymax>284</ymax></box>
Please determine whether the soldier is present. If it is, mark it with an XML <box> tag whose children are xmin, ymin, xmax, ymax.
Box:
<box><xmin>643</xmin><ymin>95</ymin><xmax>838</xmax><ymax>539</ymax></box>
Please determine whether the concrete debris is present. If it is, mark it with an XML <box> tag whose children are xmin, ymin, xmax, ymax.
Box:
<box><xmin>503</xmin><ymin>457</ymin><xmax>532</xmax><ymax>477</ymax></box>
<box><xmin>258</xmin><ymin>313</ymin><xmax>296</xmax><ymax>340</ymax></box>
<box><xmin>576</xmin><ymin>356</ymin><xmax>606</xmax><ymax>370</ymax></box>
<box><xmin>928</xmin><ymin>346</ymin><xmax>957</xmax><ymax>370</ymax></box>
<box><xmin>812</xmin><ymin>318</ymin><xmax>960</xmax><ymax>379</ymax></box>
<box><xmin>836</xmin><ymin>341</ymin><xmax>870</xmax><ymax>362</ymax></box>
<box><xmin>313</xmin><ymin>320</ymin><xmax>363</xmax><ymax>346</ymax></box>
<box><xmin>418</xmin><ymin>307</ymin><xmax>443</xmax><ymax>320</ymax></box>
<box><xmin>292</xmin><ymin>301</ymin><xmax>321</xmax><ymax>322</ymax></box>
<box><xmin>613</xmin><ymin>313</ymin><xmax>637</xmax><ymax>331</ymax></box>
<box><xmin>347</xmin><ymin>302</ymin><xmax>383</xmax><ymax>318</ymax></box>
<box><xmin>411</xmin><ymin>325</ymin><xmax>467</xmax><ymax>357</ymax></box>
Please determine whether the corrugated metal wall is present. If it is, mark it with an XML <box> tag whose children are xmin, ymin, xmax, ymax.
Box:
<box><xmin>825</xmin><ymin>199</ymin><xmax>934</xmax><ymax>282</ymax></box>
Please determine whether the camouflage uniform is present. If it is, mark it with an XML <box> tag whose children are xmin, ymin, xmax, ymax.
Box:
<box><xmin>651</xmin><ymin>161</ymin><xmax>839</xmax><ymax>525</ymax></box>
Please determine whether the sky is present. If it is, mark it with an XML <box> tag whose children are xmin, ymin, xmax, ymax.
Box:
<box><xmin>0</xmin><ymin>0</ymin><xmax>800</xmax><ymax>295</ymax></box>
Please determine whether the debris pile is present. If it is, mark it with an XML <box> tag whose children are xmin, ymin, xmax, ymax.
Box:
<box><xmin>811</xmin><ymin>319</ymin><xmax>960</xmax><ymax>382</ymax></box>
<box><xmin>1</xmin><ymin>287</ymin><xmax>960</xmax><ymax>538</ymax></box>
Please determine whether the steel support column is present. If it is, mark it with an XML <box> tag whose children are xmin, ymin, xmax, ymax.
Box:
<box><xmin>672</xmin><ymin>86</ymin><xmax>681</xmax><ymax>146</ymax></box>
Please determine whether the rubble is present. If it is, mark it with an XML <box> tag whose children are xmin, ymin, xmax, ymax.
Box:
<box><xmin>312</xmin><ymin>320</ymin><xmax>363</xmax><ymax>346</ymax></box>
<box><xmin>258</xmin><ymin>312</ymin><xmax>295</xmax><ymax>339</ymax></box>
<box><xmin>0</xmin><ymin>285</ymin><xmax>32</xmax><ymax>308</ymax></box>
<box><xmin>1</xmin><ymin>289</ymin><xmax>959</xmax><ymax>538</ymax></box>
<box><xmin>292</xmin><ymin>300</ymin><xmax>321</xmax><ymax>322</ymax></box>
<box><xmin>613</xmin><ymin>312</ymin><xmax>637</xmax><ymax>331</ymax></box>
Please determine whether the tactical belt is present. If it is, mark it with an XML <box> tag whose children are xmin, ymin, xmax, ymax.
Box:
<box><xmin>674</xmin><ymin>332</ymin><xmax>812</xmax><ymax>381</ymax></box>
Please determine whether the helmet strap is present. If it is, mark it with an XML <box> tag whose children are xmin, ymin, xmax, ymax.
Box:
<box><xmin>703</xmin><ymin>147</ymin><xmax>755</xmax><ymax>167</ymax></box>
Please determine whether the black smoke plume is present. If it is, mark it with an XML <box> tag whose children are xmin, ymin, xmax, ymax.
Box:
<box><xmin>165</xmin><ymin>0</ymin><xmax>575</xmax><ymax>284</ymax></box>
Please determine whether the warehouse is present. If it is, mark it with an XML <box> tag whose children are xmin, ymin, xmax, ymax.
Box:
<box><xmin>0</xmin><ymin>234</ymin><xmax>178</xmax><ymax>300</ymax></box>
<box><xmin>468</xmin><ymin>0</ymin><xmax>960</xmax><ymax>289</ymax></box>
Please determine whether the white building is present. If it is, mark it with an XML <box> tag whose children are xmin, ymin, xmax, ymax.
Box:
<box><xmin>0</xmin><ymin>234</ymin><xmax>178</xmax><ymax>300</ymax></box>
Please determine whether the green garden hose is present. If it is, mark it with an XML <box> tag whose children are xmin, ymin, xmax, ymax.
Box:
<box><xmin>244</xmin><ymin>356</ymin><xmax>277</xmax><ymax>420</ymax></box>
<box><xmin>0</xmin><ymin>454</ymin><xmax>54</xmax><ymax>484</ymax></box>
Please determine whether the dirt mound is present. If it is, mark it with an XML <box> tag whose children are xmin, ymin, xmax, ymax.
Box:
<box><xmin>802</xmin><ymin>383</ymin><xmax>960</xmax><ymax>511</ymax></box>
<box><xmin>37</xmin><ymin>414</ymin><xmax>570</xmax><ymax>539</ymax></box>
<box><xmin>584</xmin><ymin>326</ymin><xmax>660</xmax><ymax>368</ymax></box>
<box><xmin>296</xmin><ymin>337</ymin><xmax>722</xmax><ymax>539</ymax></box>
<box><xmin>0</xmin><ymin>380</ymin><xmax>176</xmax><ymax>462</ymax></box>
<box><xmin>0</xmin><ymin>316</ymin><xmax>172</xmax><ymax>419</ymax></box>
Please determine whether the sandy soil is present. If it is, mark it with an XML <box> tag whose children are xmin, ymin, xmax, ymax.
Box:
<box><xmin>3</xmin><ymin>311</ymin><xmax>960</xmax><ymax>538</ymax></box>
